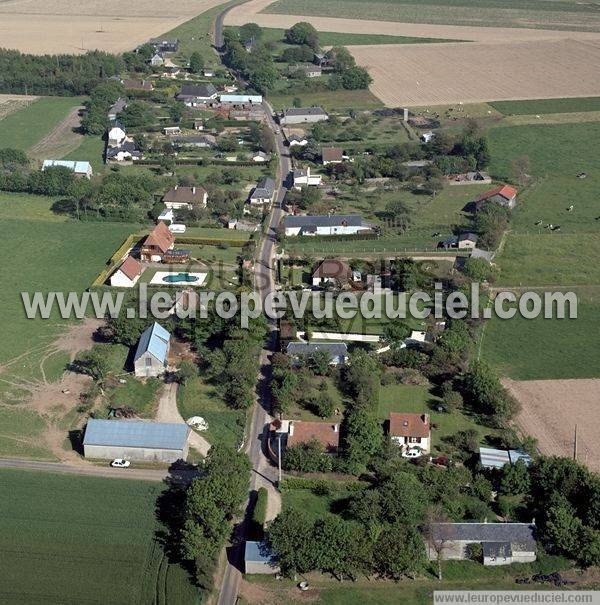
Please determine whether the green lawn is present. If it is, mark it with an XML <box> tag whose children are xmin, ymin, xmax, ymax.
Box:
<box><xmin>282</xmin><ymin>482</ymin><xmax>363</xmax><ymax>520</ymax></box>
<box><xmin>263</xmin><ymin>0</ymin><xmax>600</xmax><ymax>31</ymax></box>
<box><xmin>178</xmin><ymin>376</ymin><xmax>245</xmax><ymax>449</ymax></box>
<box><xmin>481</xmin><ymin>287</ymin><xmax>600</xmax><ymax>379</ymax></box>
<box><xmin>0</xmin><ymin>407</ymin><xmax>55</xmax><ymax>459</ymax></box>
<box><xmin>490</xmin><ymin>97</ymin><xmax>600</xmax><ymax>116</ymax></box>
<box><xmin>0</xmin><ymin>96</ymin><xmax>86</xmax><ymax>151</ymax></box>
<box><xmin>107</xmin><ymin>377</ymin><xmax>161</xmax><ymax>418</ymax></box>
<box><xmin>61</xmin><ymin>134</ymin><xmax>106</xmax><ymax>173</ymax></box>
<box><xmin>0</xmin><ymin>191</ymin><xmax>68</xmax><ymax>222</ymax></box>
<box><xmin>378</xmin><ymin>383</ymin><xmax>497</xmax><ymax>452</ymax></box>
<box><xmin>0</xmin><ymin>469</ymin><xmax>198</xmax><ymax>604</ymax></box>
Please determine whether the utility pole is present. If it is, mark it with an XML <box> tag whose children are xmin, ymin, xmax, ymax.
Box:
<box><xmin>573</xmin><ymin>424</ymin><xmax>578</xmax><ymax>461</ymax></box>
<box><xmin>277</xmin><ymin>433</ymin><xmax>282</xmax><ymax>486</ymax></box>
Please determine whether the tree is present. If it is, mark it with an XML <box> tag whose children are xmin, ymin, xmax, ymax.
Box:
<box><xmin>382</xmin><ymin>319</ymin><xmax>411</xmax><ymax>349</ymax></box>
<box><xmin>340</xmin><ymin>406</ymin><xmax>383</xmax><ymax>471</ymax></box>
<box><xmin>511</xmin><ymin>154</ymin><xmax>532</xmax><ymax>187</ymax></box>
<box><xmin>239</xmin><ymin>22</ymin><xmax>263</xmax><ymax>44</ymax></box>
<box><xmin>308</xmin><ymin>391</ymin><xmax>335</xmax><ymax>418</ymax></box>
<box><xmin>119</xmin><ymin>101</ymin><xmax>153</xmax><ymax>128</ymax></box>
<box><xmin>545</xmin><ymin>499</ymin><xmax>582</xmax><ymax>557</ymax></box>
<box><xmin>282</xmin><ymin>439</ymin><xmax>332</xmax><ymax>472</ymax></box>
<box><xmin>423</xmin><ymin>505</ymin><xmax>453</xmax><ymax>581</ymax></box>
<box><xmin>374</xmin><ymin>523</ymin><xmax>426</xmax><ymax>579</ymax></box>
<box><xmin>344</xmin><ymin>349</ymin><xmax>381</xmax><ymax>407</ymax></box>
<box><xmin>284</xmin><ymin>22</ymin><xmax>319</xmax><ymax>49</ymax></box>
<box><xmin>327</xmin><ymin>46</ymin><xmax>356</xmax><ymax>72</ymax></box>
<box><xmin>500</xmin><ymin>458</ymin><xmax>531</xmax><ymax>496</ymax></box>
<box><xmin>189</xmin><ymin>51</ymin><xmax>204</xmax><ymax>73</ymax></box>
<box><xmin>308</xmin><ymin>349</ymin><xmax>331</xmax><ymax>376</ymax></box>
<box><xmin>463</xmin><ymin>257</ymin><xmax>492</xmax><ymax>282</ymax></box>
<box><xmin>177</xmin><ymin>360</ymin><xmax>198</xmax><ymax>385</ymax></box>
<box><xmin>72</xmin><ymin>344</ymin><xmax>111</xmax><ymax>382</ymax></box>
<box><xmin>378</xmin><ymin>472</ymin><xmax>427</xmax><ymax>525</ymax></box>
<box><xmin>104</xmin><ymin>316</ymin><xmax>150</xmax><ymax>346</ymax></box>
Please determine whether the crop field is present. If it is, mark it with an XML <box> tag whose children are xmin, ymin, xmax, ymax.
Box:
<box><xmin>0</xmin><ymin>96</ymin><xmax>86</xmax><ymax>152</ymax></box>
<box><xmin>262</xmin><ymin>0</ymin><xmax>600</xmax><ymax>32</ymax></box>
<box><xmin>0</xmin><ymin>0</ymin><xmax>229</xmax><ymax>55</ymax></box>
<box><xmin>487</xmin><ymin>120</ymin><xmax>600</xmax><ymax>286</ymax></box>
<box><xmin>350</xmin><ymin>39</ymin><xmax>600</xmax><ymax>107</ymax></box>
<box><xmin>0</xmin><ymin>469</ymin><xmax>197</xmax><ymax>604</ymax></box>
<box><xmin>0</xmin><ymin>94</ymin><xmax>37</xmax><ymax>120</ymax></box>
<box><xmin>504</xmin><ymin>378</ymin><xmax>600</xmax><ymax>472</ymax></box>
<box><xmin>268</xmin><ymin>88</ymin><xmax>382</xmax><ymax>112</ymax></box>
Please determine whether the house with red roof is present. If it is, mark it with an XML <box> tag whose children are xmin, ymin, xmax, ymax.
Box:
<box><xmin>389</xmin><ymin>412</ymin><xmax>431</xmax><ymax>455</ymax></box>
<box><xmin>140</xmin><ymin>222</ymin><xmax>175</xmax><ymax>262</ymax></box>
<box><xmin>110</xmin><ymin>256</ymin><xmax>144</xmax><ymax>288</ymax></box>
<box><xmin>474</xmin><ymin>184</ymin><xmax>518</xmax><ymax>210</ymax></box>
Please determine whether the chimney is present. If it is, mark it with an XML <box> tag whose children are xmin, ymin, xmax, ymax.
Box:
<box><xmin>403</xmin><ymin>107</ymin><xmax>408</xmax><ymax>121</ymax></box>
<box><xmin>333</xmin><ymin>424</ymin><xmax>338</xmax><ymax>432</ymax></box>
<box><xmin>174</xmin><ymin>185</ymin><xmax>178</xmax><ymax>190</ymax></box>
<box><xmin>192</xmin><ymin>187</ymin><xmax>196</xmax><ymax>194</ymax></box>
<box><xmin>289</xmin><ymin>421</ymin><xmax>294</xmax><ymax>436</ymax></box>
<box><xmin>484</xmin><ymin>517</ymin><xmax>488</xmax><ymax>524</ymax></box>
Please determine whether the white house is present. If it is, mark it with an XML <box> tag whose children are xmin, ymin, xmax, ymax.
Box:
<box><xmin>108</xmin><ymin>125</ymin><xmax>126</xmax><ymax>147</ymax></box>
<box><xmin>458</xmin><ymin>232</ymin><xmax>478</xmax><ymax>249</ymax></box>
<box><xmin>252</xmin><ymin>151</ymin><xmax>270</xmax><ymax>163</ymax></box>
<box><xmin>150</xmin><ymin>52</ymin><xmax>164</xmax><ymax>66</ymax></box>
<box><xmin>219</xmin><ymin>93</ymin><xmax>263</xmax><ymax>105</ymax></box>
<box><xmin>288</xmin><ymin>134</ymin><xmax>308</xmax><ymax>147</ymax></box>
<box><xmin>109</xmin><ymin>256</ymin><xmax>144</xmax><ymax>288</ymax></box>
<box><xmin>42</xmin><ymin>160</ymin><xmax>93</xmax><ymax>179</ymax></box>
<box><xmin>163</xmin><ymin>185</ymin><xmax>208</xmax><ymax>209</ymax></box>
<box><xmin>421</xmin><ymin>131</ymin><xmax>435</xmax><ymax>143</ymax></box>
<box><xmin>133</xmin><ymin>322</ymin><xmax>170</xmax><ymax>378</ymax></box>
<box><xmin>283</xmin><ymin>214</ymin><xmax>366</xmax><ymax>236</ymax></box>
<box><xmin>293</xmin><ymin>167</ymin><xmax>322</xmax><ymax>189</ymax></box>
<box><xmin>163</xmin><ymin>126</ymin><xmax>181</xmax><ymax>136</ymax></box>
<box><xmin>280</xmin><ymin>107</ymin><xmax>329</xmax><ymax>125</ymax></box>
<box><xmin>389</xmin><ymin>412</ymin><xmax>431</xmax><ymax>455</ymax></box>
<box><xmin>286</xmin><ymin>342</ymin><xmax>348</xmax><ymax>366</ymax></box>
<box><xmin>249</xmin><ymin>177</ymin><xmax>276</xmax><ymax>206</ymax></box>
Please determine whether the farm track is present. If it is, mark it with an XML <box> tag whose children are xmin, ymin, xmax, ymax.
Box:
<box><xmin>28</xmin><ymin>105</ymin><xmax>85</xmax><ymax>160</ymax></box>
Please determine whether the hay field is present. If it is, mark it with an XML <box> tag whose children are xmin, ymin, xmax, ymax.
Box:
<box><xmin>350</xmin><ymin>39</ymin><xmax>600</xmax><ymax>107</ymax></box>
<box><xmin>0</xmin><ymin>94</ymin><xmax>38</xmax><ymax>120</ymax></box>
<box><xmin>504</xmin><ymin>379</ymin><xmax>600</xmax><ymax>472</ymax></box>
<box><xmin>0</xmin><ymin>0</ymin><xmax>229</xmax><ymax>54</ymax></box>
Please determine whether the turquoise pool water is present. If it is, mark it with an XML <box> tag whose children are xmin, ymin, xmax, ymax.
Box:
<box><xmin>162</xmin><ymin>273</ymin><xmax>199</xmax><ymax>283</ymax></box>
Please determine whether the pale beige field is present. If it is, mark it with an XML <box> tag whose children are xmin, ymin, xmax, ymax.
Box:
<box><xmin>0</xmin><ymin>94</ymin><xmax>38</xmax><ymax>119</ymax></box>
<box><xmin>504</xmin><ymin>378</ymin><xmax>600</xmax><ymax>473</ymax></box>
<box><xmin>0</xmin><ymin>0</ymin><xmax>229</xmax><ymax>54</ymax></box>
<box><xmin>351</xmin><ymin>39</ymin><xmax>600</xmax><ymax>107</ymax></box>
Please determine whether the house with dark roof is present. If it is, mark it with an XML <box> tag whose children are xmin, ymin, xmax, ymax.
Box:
<box><xmin>312</xmin><ymin>259</ymin><xmax>351</xmax><ymax>287</ymax></box>
<box><xmin>292</xmin><ymin>166</ymin><xmax>322</xmax><ymax>188</ymax></box>
<box><xmin>83</xmin><ymin>419</ymin><xmax>188</xmax><ymax>462</ymax></box>
<box><xmin>176</xmin><ymin>84</ymin><xmax>218</xmax><ymax>106</ymax></box>
<box><xmin>108</xmin><ymin>98</ymin><xmax>127</xmax><ymax>122</ymax></box>
<box><xmin>321</xmin><ymin>147</ymin><xmax>344</xmax><ymax>165</ymax></box>
<box><xmin>173</xmin><ymin>135</ymin><xmax>216</xmax><ymax>149</ymax></box>
<box><xmin>287</xmin><ymin>134</ymin><xmax>308</xmax><ymax>147</ymax></box>
<box><xmin>280</xmin><ymin>106</ymin><xmax>329</xmax><ymax>125</ymax></box>
<box><xmin>283</xmin><ymin>214</ymin><xmax>367</xmax><ymax>236</ymax></box>
<box><xmin>245</xmin><ymin>541</ymin><xmax>280</xmax><ymax>574</ymax></box>
<box><xmin>106</xmin><ymin>140</ymin><xmax>143</xmax><ymax>163</ymax></box>
<box><xmin>140</xmin><ymin>222</ymin><xmax>175</xmax><ymax>261</ymax></box>
<box><xmin>286</xmin><ymin>342</ymin><xmax>348</xmax><ymax>366</ymax></box>
<box><xmin>149</xmin><ymin>38</ymin><xmax>179</xmax><ymax>53</ymax></box>
<box><xmin>249</xmin><ymin>177</ymin><xmax>276</xmax><ymax>206</ymax></box>
<box><xmin>424</xmin><ymin>523</ymin><xmax>537</xmax><ymax>566</ymax></box>
<box><xmin>134</xmin><ymin>322</ymin><xmax>171</xmax><ymax>378</ymax></box>
<box><xmin>439</xmin><ymin>232</ymin><xmax>478</xmax><ymax>250</ymax></box>
<box><xmin>473</xmin><ymin>184</ymin><xmax>518</xmax><ymax>210</ymax></box>
<box><xmin>122</xmin><ymin>79</ymin><xmax>153</xmax><ymax>91</ymax></box>
<box><xmin>163</xmin><ymin>185</ymin><xmax>208</xmax><ymax>209</ymax></box>
<box><xmin>389</xmin><ymin>412</ymin><xmax>431</xmax><ymax>455</ymax></box>
<box><xmin>109</xmin><ymin>256</ymin><xmax>144</xmax><ymax>288</ymax></box>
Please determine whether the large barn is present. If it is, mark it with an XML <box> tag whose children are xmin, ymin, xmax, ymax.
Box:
<box><xmin>83</xmin><ymin>419</ymin><xmax>190</xmax><ymax>463</ymax></box>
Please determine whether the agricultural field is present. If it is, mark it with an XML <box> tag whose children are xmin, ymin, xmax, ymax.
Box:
<box><xmin>487</xmin><ymin>120</ymin><xmax>600</xmax><ymax>287</ymax></box>
<box><xmin>504</xmin><ymin>378</ymin><xmax>600</xmax><ymax>472</ymax></box>
<box><xmin>178</xmin><ymin>376</ymin><xmax>246</xmax><ymax>449</ymax></box>
<box><xmin>481</xmin><ymin>287</ymin><xmax>600</xmax><ymax>380</ymax></box>
<box><xmin>261</xmin><ymin>0</ymin><xmax>600</xmax><ymax>32</ymax></box>
<box><xmin>0</xmin><ymin>94</ymin><xmax>37</xmax><ymax>119</ymax></box>
<box><xmin>0</xmin><ymin>469</ymin><xmax>197</xmax><ymax>604</ymax></box>
<box><xmin>0</xmin><ymin>0</ymin><xmax>230</xmax><ymax>55</ymax></box>
<box><xmin>268</xmin><ymin>88</ymin><xmax>382</xmax><ymax>112</ymax></box>
<box><xmin>0</xmin><ymin>96</ymin><xmax>86</xmax><ymax>152</ymax></box>
<box><xmin>490</xmin><ymin>96</ymin><xmax>600</xmax><ymax>116</ymax></box>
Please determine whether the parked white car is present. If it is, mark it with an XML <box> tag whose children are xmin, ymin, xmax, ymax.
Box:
<box><xmin>110</xmin><ymin>459</ymin><xmax>131</xmax><ymax>468</ymax></box>
<box><xmin>402</xmin><ymin>448</ymin><xmax>422</xmax><ymax>459</ymax></box>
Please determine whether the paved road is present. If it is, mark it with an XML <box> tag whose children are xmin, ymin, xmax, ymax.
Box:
<box><xmin>0</xmin><ymin>457</ymin><xmax>199</xmax><ymax>483</ymax></box>
<box><xmin>216</xmin><ymin>75</ymin><xmax>291</xmax><ymax>605</ymax></box>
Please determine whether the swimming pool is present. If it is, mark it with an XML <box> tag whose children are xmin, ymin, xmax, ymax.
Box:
<box><xmin>162</xmin><ymin>273</ymin><xmax>199</xmax><ymax>283</ymax></box>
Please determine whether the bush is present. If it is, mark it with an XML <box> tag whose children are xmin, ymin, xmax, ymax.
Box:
<box><xmin>282</xmin><ymin>440</ymin><xmax>333</xmax><ymax>473</ymax></box>
<box><xmin>249</xmin><ymin>487</ymin><xmax>268</xmax><ymax>540</ymax></box>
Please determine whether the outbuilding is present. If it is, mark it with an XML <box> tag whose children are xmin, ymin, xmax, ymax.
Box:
<box><xmin>133</xmin><ymin>322</ymin><xmax>171</xmax><ymax>377</ymax></box>
<box><xmin>83</xmin><ymin>419</ymin><xmax>189</xmax><ymax>462</ymax></box>
<box><xmin>244</xmin><ymin>541</ymin><xmax>280</xmax><ymax>574</ymax></box>
<box><xmin>110</xmin><ymin>256</ymin><xmax>144</xmax><ymax>288</ymax></box>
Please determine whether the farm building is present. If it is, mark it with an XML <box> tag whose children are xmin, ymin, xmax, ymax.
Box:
<box><xmin>424</xmin><ymin>523</ymin><xmax>537</xmax><ymax>566</ymax></box>
<box><xmin>249</xmin><ymin>177</ymin><xmax>276</xmax><ymax>206</ymax></box>
<box><xmin>163</xmin><ymin>126</ymin><xmax>181</xmax><ymax>136</ymax></box>
<box><xmin>219</xmin><ymin>93</ymin><xmax>263</xmax><ymax>105</ymax></box>
<box><xmin>252</xmin><ymin>151</ymin><xmax>270</xmax><ymax>163</ymax></box>
<box><xmin>292</xmin><ymin>166</ymin><xmax>322</xmax><ymax>189</ymax></box>
<box><xmin>283</xmin><ymin>214</ymin><xmax>366</xmax><ymax>236</ymax></box>
<box><xmin>173</xmin><ymin>135</ymin><xmax>216</xmax><ymax>149</ymax></box>
<box><xmin>286</xmin><ymin>342</ymin><xmax>348</xmax><ymax>366</ymax></box>
<box><xmin>389</xmin><ymin>412</ymin><xmax>431</xmax><ymax>455</ymax></box>
<box><xmin>177</xmin><ymin>84</ymin><xmax>218</xmax><ymax>106</ymax></box>
<box><xmin>245</xmin><ymin>541</ymin><xmax>280</xmax><ymax>574</ymax></box>
<box><xmin>42</xmin><ymin>160</ymin><xmax>92</xmax><ymax>179</ymax></box>
<box><xmin>83</xmin><ymin>419</ymin><xmax>189</xmax><ymax>462</ymax></box>
<box><xmin>140</xmin><ymin>222</ymin><xmax>175</xmax><ymax>262</ymax></box>
<box><xmin>108</xmin><ymin>98</ymin><xmax>126</xmax><ymax>122</ymax></box>
<box><xmin>149</xmin><ymin>38</ymin><xmax>179</xmax><ymax>53</ymax></box>
<box><xmin>474</xmin><ymin>185</ymin><xmax>518</xmax><ymax>210</ymax></box>
<box><xmin>122</xmin><ymin>79</ymin><xmax>153</xmax><ymax>91</ymax></box>
<box><xmin>133</xmin><ymin>322</ymin><xmax>171</xmax><ymax>378</ymax></box>
<box><xmin>280</xmin><ymin>107</ymin><xmax>329</xmax><ymax>125</ymax></box>
<box><xmin>150</xmin><ymin>52</ymin><xmax>164</xmax><ymax>66</ymax></box>
<box><xmin>479</xmin><ymin>447</ymin><xmax>532</xmax><ymax>470</ymax></box>
<box><xmin>163</xmin><ymin>185</ymin><xmax>208</xmax><ymax>209</ymax></box>
<box><xmin>109</xmin><ymin>256</ymin><xmax>144</xmax><ymax>288</ymax></box>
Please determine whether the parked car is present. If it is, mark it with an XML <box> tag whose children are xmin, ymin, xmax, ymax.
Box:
<box><xmin>402</xmin><ymin>448</ymin><xmax>422</xmax><ymax>459</ymax></box>
<box><xmin>110</xmin><ymin>459</ymin><xmax>131</xmax><ymax>468</ymax></box>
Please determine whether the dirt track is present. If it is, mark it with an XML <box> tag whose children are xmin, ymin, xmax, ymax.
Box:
<box><xmin>0</xmin><ymin>0</ymin><xmax>229</xmax><ymax>54</ymax></box>
<box><xmin>504</xmin><ymin>378</ymin><xmax>600</xmax><ymax>473</ymax></box>
<box><xmin>28</xmin><ymin>105</ymin><xmax>85</xmax><ymax>160</ymax></box>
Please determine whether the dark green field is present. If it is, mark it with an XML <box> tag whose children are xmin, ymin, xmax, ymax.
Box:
<box><xmin>0</xmin><ymin>469</ymin><xmax>197</xmax><ymax>605</ymax></box>
<box><xmin>490</xmin><ymin>97</ymin><xmax>600</xmax><ymax>116</ymax></box>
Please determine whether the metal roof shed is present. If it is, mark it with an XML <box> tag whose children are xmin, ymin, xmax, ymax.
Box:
<box><xmin>244</xmin><ymin>541</ymin><xmax>280</xmax><ymax>574</ymax></box>
<box><xmin>83</xmin><ymin>419</ymin><xmax>189</xmax><ymax>463</ymax></box>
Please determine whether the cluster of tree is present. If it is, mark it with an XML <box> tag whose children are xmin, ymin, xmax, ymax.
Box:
<box><xmin>0</xmin><ymin>49</ymin><xmax>123</xmax><ymax>96</ymax></box>
<box><xmin>222</xmin><ymin>29</ymin><xmax>278</xmax><ymax>93</ymax></box>
<box><xmin>179</xmin><ymin>445</ymin><xmax>251</xmax><ymax>591</ymax></box>
<box><xmin>472</xmin><ymin>201</ymin><xmax>511</xmax><ymax>249</ymax></box>
<box><xmin>0</xmin><ymin>148</ymin><xmax>28</xmax><ymax>169</ymax></box>
<box><xmin>0</xmin><ymin>164</ymin><xmax>76</xmax><ymax>197</ymax></box>
<box><xmin>284</xmin><ymin>22</ymin><xmax>319</xmax><ymax>50</ymax></box>
<box><xmin>326</xmin><ymin>47</ymin><xmax>372</xmax><ymax>90</ymax></box>
<box><xmin>80</xmin><ymin>80</ymin><xmax>125</xmax><ymax>135</ymax></box>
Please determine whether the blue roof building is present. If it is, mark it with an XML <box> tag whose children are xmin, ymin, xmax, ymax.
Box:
<box><xmin>83</xmin><ymin>419</ymin><xmax>190</xmax><ymax>463</ymax></box>
<box><xmin>42</xmin><ymin>159</ymin><xmax>93</xmax><ymax>179</ymax></box>
<box><xmin>134</xmin><ymin>322</ymin><xmax>171</xmax><ymax>378</ymax></box>
<box><xmin>244</xmin><ymin>541</ymin><xmax>279</xmax><ymax>574</ymax></box>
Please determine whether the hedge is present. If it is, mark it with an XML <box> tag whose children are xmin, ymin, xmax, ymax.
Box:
<box><xmin>282</xmin><ymin>232</ymin><xmax>379</xmax><ymax>244</ymax></box>
<box><xmin>175</xmin><ymin>236</ymin><xmax>251</xmax><ymax>248</ymax></box>
<box><xmin>279</xmin><ymin>477</ymin><xmax>366</xmax><ymax>492</ymax></box>
<box><xmin>90</xmin><ymin>233</ymin><xmax>140</xmax><ymax>288</ymax></box>
<box><xmin>248</xmin><ymin>487</ymin><xmax>268</xmax><ymax>541</ymax></box>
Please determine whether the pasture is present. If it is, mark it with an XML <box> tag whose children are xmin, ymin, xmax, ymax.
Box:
<box><xmin>262</xmin><ymin>0</ymin><xmax>600</xmax><ymax>32</ymax></box>
<box><xmin>0</xmin><ymin>469</ymin><xmax>197</xmax><ymax>604</ymax></box>
<box><xmin>268</xmin><ymin>88</ymin><xmax>382</xmax><ymax>112</ymax></box>
<box><xmin>504</xmin><ymin>378</ymin><xmax>600</xmax><ymax>473</ymax></box>
<box><xmin>0</xmin><ymin>96</ymin><xmax>85</xmax><ymax>151</ymax></box>
<box><xmin>490</xmin><ymin>96</ymin><xmax>600</xmax><ymax>116</ymax></box>
<box><xmin>481</xmin><ymin>287</ymin><xmax>600</xmax><ymax>380</ymax></box>
<box><xmin>0</xmin><ymin>0</ymin><xmax>230</xmax><ymax>54</ymax></box>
